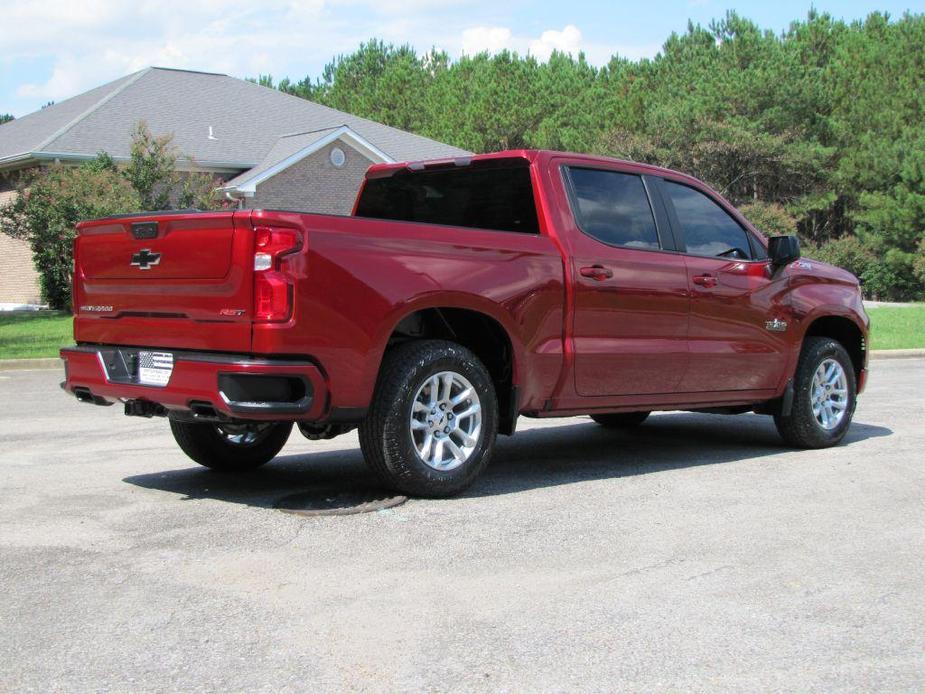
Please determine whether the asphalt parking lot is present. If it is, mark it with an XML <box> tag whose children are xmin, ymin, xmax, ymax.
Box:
<box><xmin>1</xmin><ymin>360</ymin><xmax>923</xmax><ymax>692</ymax></box>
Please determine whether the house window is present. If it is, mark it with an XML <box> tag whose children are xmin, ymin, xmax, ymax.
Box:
<box><xmin>330</xmin><ymin>147</ymin><xmax>346</xmax><ymax>168</ymax></box>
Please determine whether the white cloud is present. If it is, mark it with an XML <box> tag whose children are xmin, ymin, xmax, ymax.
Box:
<box><xmin>3</xmin><ymin>2</ymin><xmax>661</xmax><ymax>116</ymax></box>
<box><xmin>528</xmin><ymin>24</ymin><xmax>582</xmax><ymax>61</ymax></box>
<box><xmin>7</xmin><ymin>1</ymin><xmax>333</xmax><ymax>108</ymax></box>
<box><xmin>330</xmin><ymin>0</ymin><xmax>470</xmax><ymax>14</ymax></box>
<box><xmin>456</xmin><ymin>23</ymin><xmax>657</xmax><ymax>64</ymax></box>
<box><xmin>461</xmin><ymin>26</ymin><xmax>514</xmax><ymax>56</ymax></box>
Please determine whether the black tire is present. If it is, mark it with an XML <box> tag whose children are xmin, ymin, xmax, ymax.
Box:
<box><xmin>774</xmin><ymin>337</ymin><xmax>857</xmax><ymax>448</ymax></box>
<box><xmin>591</xmin><ymin>411</ymin><xmax>650</xmax><ymax>428</ymax></box>
<box><xmin>359</xmin><ymin>340</ymin><xmax>498</xmax><ymax>498</ymax></box>
<box><xmin>169</xmin><ymin>419</ymin><xmax>293</xmax><ymax>471</ymax></box>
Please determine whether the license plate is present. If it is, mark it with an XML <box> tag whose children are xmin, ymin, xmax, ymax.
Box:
<box><xmin>137</xmin><ymin>351</ymin><xmax>174</xmax><ymax>387</ymax></box>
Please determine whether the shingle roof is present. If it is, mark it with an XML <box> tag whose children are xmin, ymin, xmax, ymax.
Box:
<box><xmin>0</xmin><ymin>67</ymin><xmax>469</xmax><ymax>169</ymax></box>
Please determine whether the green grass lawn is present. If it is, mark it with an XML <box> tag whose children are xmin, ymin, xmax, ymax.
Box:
<box><xmin>0</xmin><ymin>311</ymin><xmax>73</xmax><ymax>359</ymax></box>
<box><xmin>866</xmin><ymin>305</ymin><xmax>925</xmax><ymax>351</ymax></box>
<box><xmin>0</xmin><ymin>305</ymin><xmax>922</xmax><ymax>360</ymax></box>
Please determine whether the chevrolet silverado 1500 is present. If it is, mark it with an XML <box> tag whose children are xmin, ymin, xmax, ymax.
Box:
<box><xmin>61</xmin><ymin>150</ymin><xmax>869</xmax><ymax>497</ymax></box>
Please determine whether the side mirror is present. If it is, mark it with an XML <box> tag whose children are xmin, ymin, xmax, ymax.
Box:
<box><xmin>768</xmin><ymin>235</ymin><xmax>800</xmax><ymax>268</ymax></box>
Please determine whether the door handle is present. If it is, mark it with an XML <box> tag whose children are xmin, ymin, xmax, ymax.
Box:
<box><xmin>580</xmin><ymin>265</ymin><xmax>613</xmax><ymax>281</ymax></box>
<box><xmin>692</xmin><ymin>274</ymin><xmax>718</xmax><ymax>288</ymax></box>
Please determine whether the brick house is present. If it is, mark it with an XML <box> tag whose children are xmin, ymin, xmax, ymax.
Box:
<box><xmin>0</xmin><ymin>67</ymin><xmax>469</xmax><ymax>308</ymax></box>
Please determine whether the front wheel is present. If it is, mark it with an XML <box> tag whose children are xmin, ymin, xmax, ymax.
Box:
<box><xmin>359</xmin><ymin>340</ymin><xmax>498</xmax><ymax>498</ymax></box>
<box><xmin>169</xmin><ymin>420</ymin><xmax>293</xmax><ymax>471</ymax></box>
<box><xmin>774</xmin><ymin>337</ymin><xmax>857</xmax><ymax>448</ymax></box>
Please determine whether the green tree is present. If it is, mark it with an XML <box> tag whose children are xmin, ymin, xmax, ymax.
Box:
<box><xmin>123</xmin><ymin>121</ymin><xmax>223</xmax><ymax>211</ymax></box>
<box><xmin>124</xmin><ymin>121</ymin><xmax>181</xmax><ymax>210</ymax></box>
<box><xmin>739</xmin><ymin>202</ymin><xmax>798</xmax><ymax>237</ymax></box>
<box><xmin>0</xmin><ymin>114</ymin><xmax>13</xmax><ymax>125</ymax></box>
<box><xmin>0</xmin><ymin>158</ymin><xmax>140</xmax><ymax>309</ymax></box>
<box><xmin>250</xmin><ymin>11</ymin><xmax>925</xmax><ymax>299</ymax></box>
<box><xmin>0</xmin><ymin>123</ymin><xmax>224</xmax><ymax>309</ymax></box>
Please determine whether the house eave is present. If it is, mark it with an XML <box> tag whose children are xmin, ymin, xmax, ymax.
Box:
<box><xmin>0</xmin><ymin>152</ymin><xmax>37</xmax><ymax>170</ymax></box>
<box><xmin>0</xmin><ymin>151</ymin><xmax>253</xmax><ymax>175</ymax></box>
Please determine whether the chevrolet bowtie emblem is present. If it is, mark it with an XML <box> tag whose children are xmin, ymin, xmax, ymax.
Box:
<box><xmin>131</xmin><ymin>248</ymin><xmax>161</xmax><ymax>270</ymax></box>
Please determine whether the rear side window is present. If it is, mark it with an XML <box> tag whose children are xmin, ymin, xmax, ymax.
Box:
<box><xmin>662</xmin><ymin>181</ymin><xmax>753</xmax><ymax>259</ymax></box>
<box><xmin>566</xmin><ymin>168</ymin><xmax>660</xmax><ymax>250</ymax></box>
<box><xmin>355</xmin><ymin>162</ymin><xmax>539</xmax><ymax>234</ymax></box>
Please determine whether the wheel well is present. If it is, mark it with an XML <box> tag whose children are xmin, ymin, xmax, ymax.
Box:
<box><xmin>804</xmin><ymin>316</ymin><xmax>866</xmax><ymax>377</ymax></box>
<box><xmin>388</xmin><ymin>308</ymin><xmax>517</xmax><ymax>435</ymax></box>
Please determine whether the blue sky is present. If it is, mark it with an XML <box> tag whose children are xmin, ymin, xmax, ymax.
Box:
<box><xmin>2</xmin><ymin>0</ymin><xmax>921</xmax><ymax>117</ymax></box>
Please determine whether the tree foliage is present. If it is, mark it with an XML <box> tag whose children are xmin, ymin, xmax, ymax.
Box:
<box><xmin>0</xmin><ymin>122</ymin><xmax>224</xmax><ymax>308</ymax></box>
<box><xmin>0</xmin><ymin>114</ymin><xmax>13</xmax><ymax>125</ymax></box>
<box><xmin>0</xmin><ymin>158</ymin><xmax>139</xmax><ymax>309</ymax></box>
<box><xmin>125</xmin><ymin>121</ymin><xmax>222</xmax><ymax>211</ymax></box>
<box><xmin>258</xmin><ymin>10</ymin><xmax>925</xmax><ymax>299</ymax></box>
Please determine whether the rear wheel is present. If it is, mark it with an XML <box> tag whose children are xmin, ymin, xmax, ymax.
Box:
<box><xmin>591</xmin><ymin>411</ymin><xmax>650</xmax><ymax>428</ymax></box>
<box><xmin>169</xmin><ymin>419</ymin><xmax>293</xmax><ymax>471</ymax></box>
<box><xmin>774</xmin><ymin>337</ymin><xmax>856</xmax><ymax>448</ymax></box>
<box><xmin>359</xmin><ymin>340</ymin><xmax>498</xmax><ymax>498</ymax></box>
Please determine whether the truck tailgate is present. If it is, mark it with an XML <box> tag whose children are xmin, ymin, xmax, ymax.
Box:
<box><xmin>73</xmin><ymin>211</ymin><xmax>256</xmax><ymax>352</ymax></box>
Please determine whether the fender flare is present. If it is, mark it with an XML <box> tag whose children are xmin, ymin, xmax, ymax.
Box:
<box><xmin>361</xmin><ymin>291</ymin><xmax>527</xmax><ymax>397</ymax></box>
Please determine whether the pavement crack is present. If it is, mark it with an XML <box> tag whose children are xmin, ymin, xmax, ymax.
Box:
<box><xmin>686</xmin><ymin>564</ymin><xmax>734</xmax><ymax>581</ymax></box>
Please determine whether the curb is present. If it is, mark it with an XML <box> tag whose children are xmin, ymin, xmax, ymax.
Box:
<box><xmin>0</xmin><ymin>357</ymin><xmax>62</xmax><ymax>371</ymax></box>
<box><xmin>868</xmin><ymin>349</ymin><xmax>925</xmax><ymax>360</ymax></box>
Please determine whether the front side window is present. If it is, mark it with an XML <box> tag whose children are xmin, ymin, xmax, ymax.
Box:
<box><xmin>566</xmin><ymin>168</ymin><xmax>660</xmax><ymax>250</ymax></box>
<box><xmin>663</xmin><ymin>181</ymin><xmax>752</xmax><ymax>259</ymax></box>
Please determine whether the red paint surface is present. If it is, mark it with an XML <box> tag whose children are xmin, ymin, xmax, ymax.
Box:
<box><xmin>63</xmin><ymin>150</ymin><xmax>869</xmax><ymax>421</ymax></box>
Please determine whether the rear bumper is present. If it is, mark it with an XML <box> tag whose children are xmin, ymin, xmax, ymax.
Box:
<box><xmin>60</xmin><ymin>345</ymin><xmax>327</xmax><ymax>421</ymax></box>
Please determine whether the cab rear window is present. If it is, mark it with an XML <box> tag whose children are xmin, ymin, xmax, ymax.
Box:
<box><xmin>355</xmin><ymin>162</ymin><xmax>539</xmax><ymax>234</ymax></box>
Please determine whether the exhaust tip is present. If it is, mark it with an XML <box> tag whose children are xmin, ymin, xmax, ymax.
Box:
<box><xmin>72</xmin><ymin>387</ymin><xmax>112</xmax><ymax>407</ymax></box>
<box><xmin>190</xmin><ymin>401</ymin><xmax>220</xmax><ymax>419</ymax></box>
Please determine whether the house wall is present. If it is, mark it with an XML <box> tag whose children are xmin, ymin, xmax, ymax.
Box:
<box><xmin>246</xmin><ymin>141</ymin><xmax>374</xmax><ymax>214</ymax></box>
<box><xmin>0</xmin><ymin>168</ymin><xmax>236</xmax><ymax>309</ymax></box>
<box><xmin>0</xmin><ymin>176</ymin><xmax>43</xmax><ymax>307</ymax></box>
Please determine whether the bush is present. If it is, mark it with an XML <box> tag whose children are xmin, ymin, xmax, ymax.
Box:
<box><xmin>861</xmin><ymin>247</ymin><xmax>921</xmax><ymax>301</ymax></box>
<box><xmin>125</xmin><ymin>121</ymin><xmax>224</xmax><ymax>211</ymax></box>
<box><xmin>804</xmin><ymin>235</ymin><xmax>924</xmax><ymax>301</ymax></box>
<box><xmin>0</xmin><ymin>122</ymin><xmax>226</xmax><ymax>310</ymax></box>
<box><xmin>913</xmin><ymin>238</ymin><xmax>925</xmax><ymax>288</ymax></box>
<box><xmin>0</xmin><ymin>159</ymin><xmax>140</xmax><ymax>309</ymax></box>
<box><xmin>803</xmin><ymin>236</ymin><xmax>874</xmax><ymax>278</ymax></box>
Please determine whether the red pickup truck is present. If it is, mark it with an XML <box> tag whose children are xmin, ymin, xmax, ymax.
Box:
<box><xmin>61</xmin><ymin>150</ymin><xmax>869</xmax><ymax>497</ymax></box>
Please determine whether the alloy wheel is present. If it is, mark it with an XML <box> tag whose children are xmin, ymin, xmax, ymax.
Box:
<box><xmin>409</xmin><ymin>370</ymin><xmax>482</xmax><ymax>471</ymax></box>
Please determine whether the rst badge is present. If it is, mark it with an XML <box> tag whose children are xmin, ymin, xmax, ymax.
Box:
<box><xmin>131</xmin><ymin>248</ymin><xmax>161</xmax><ymax>270</ymax></box>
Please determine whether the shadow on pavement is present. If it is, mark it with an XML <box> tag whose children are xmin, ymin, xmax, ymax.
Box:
<box><xmin>123</xmin><ymin>413</ymin><xmax>892</xmax><ymax>507</ymax></box>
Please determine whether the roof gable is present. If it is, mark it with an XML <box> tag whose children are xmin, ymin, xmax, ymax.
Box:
<box><xmin>221</xmin><ymin>125</ymin><xmax>394</xmax><ymax>194</ymax></box>
<box><xmin>0</xmin><ymin>67</ymin><xmax>469</xmax><ymax>170</ymax></box>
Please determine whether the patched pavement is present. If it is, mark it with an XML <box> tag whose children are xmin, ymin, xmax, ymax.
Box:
<box><xmin>1</xmin><ymin>361</ymin><xmax>923</xmax><ymax>691</ymax></box>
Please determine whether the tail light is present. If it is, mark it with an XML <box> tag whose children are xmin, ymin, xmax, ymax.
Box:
<box><xmin>253</xmin><ymin>227</ymin><xmax>302</xmax><ymax>322</ymax></box>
